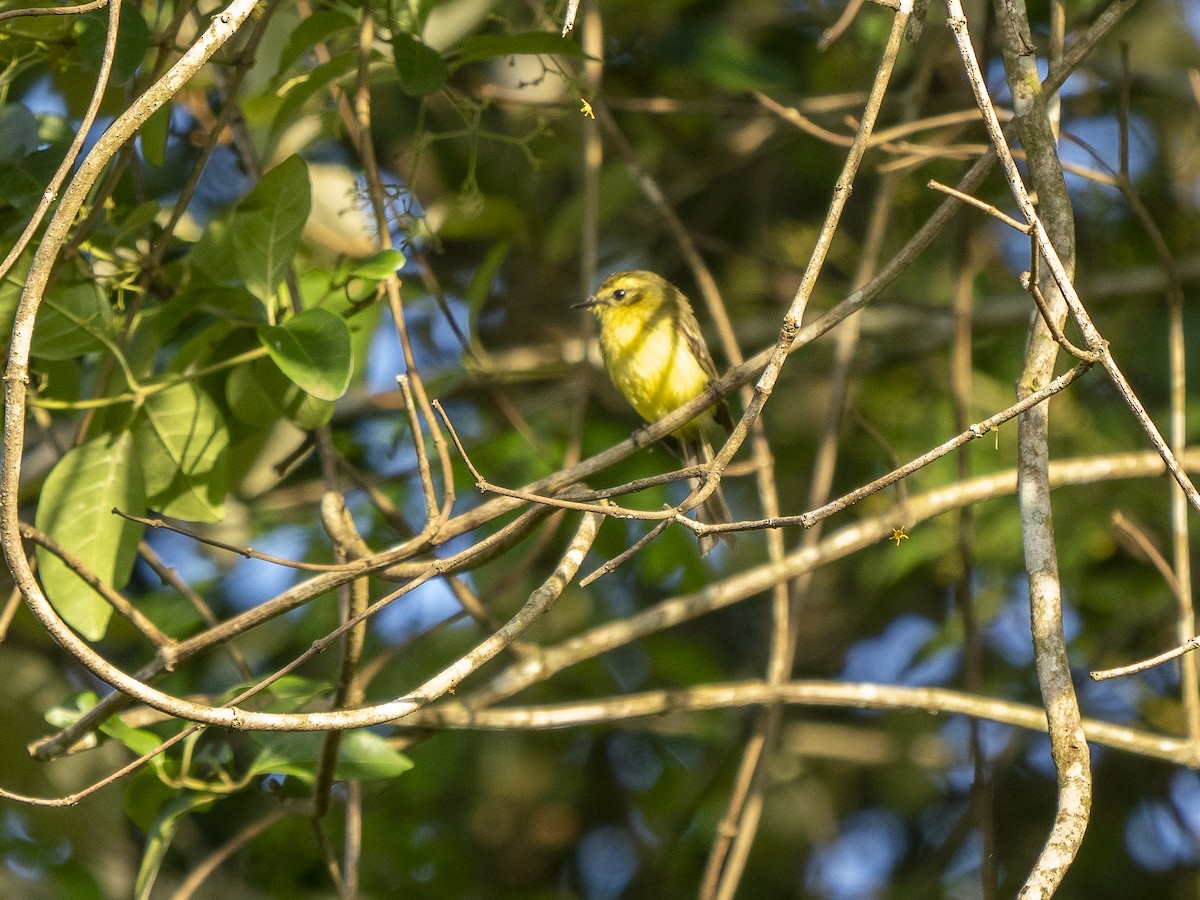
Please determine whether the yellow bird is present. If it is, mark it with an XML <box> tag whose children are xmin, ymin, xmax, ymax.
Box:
<box><xmin>573</xmin><ymin>270</ymin><xmax>735</xmax><ymax>555</ymax></box>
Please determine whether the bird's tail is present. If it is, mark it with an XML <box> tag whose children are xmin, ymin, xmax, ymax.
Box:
<box><xmin>680</xmin><ymin>433</ymin><xmax>734</xmax><ymax>557</ymax></box>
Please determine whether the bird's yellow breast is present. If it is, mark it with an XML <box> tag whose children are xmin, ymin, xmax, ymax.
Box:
<box><xmin>597</xmin><ymin>304</ymin><xmax>711</xmax><ymax>432</ymax></box>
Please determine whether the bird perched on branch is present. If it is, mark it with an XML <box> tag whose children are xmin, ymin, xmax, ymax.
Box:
<box><xmin>573</xmin><ymin>270</ymin><xmax>735</xmax><ymax>555</ymax></box>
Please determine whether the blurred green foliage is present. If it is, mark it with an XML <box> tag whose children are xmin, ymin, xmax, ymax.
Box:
<box><xmin>1</xmin><ymin>0</ymin><xmax>1200</xmax><ymax>897</ymax></box>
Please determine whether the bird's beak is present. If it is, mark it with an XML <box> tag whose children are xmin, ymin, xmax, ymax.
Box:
<box><xmin>571</xmin><ymin>296</ymin><xmax>602</xmax><ymax>309</ymax></box>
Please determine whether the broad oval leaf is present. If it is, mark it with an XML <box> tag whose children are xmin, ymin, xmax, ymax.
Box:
<box><xmin>34</xmin><ymin>432</ymin><xmax>145</xmax><ymax>641</ymax></box>
<box><xmin>256</xmin><ymin>307</ymin><xmax>352</xmax><ymax>401</ymax></box>
<box><xmin>227</xmin><ymin>359</ymin><xmax>336</xmax><ymax>430</ymax></box>
<box><xmin>232</xmin><ymin>155</ymin><xmax>312</xmax><ymax>304</ymax></box>
<box><xmin>136</xmin><ymin>383</ymin><xmax>230</xmax><ymax>522</ymax></box>
<box><xmin>393</xmin><ymin>32</ymin><xmax>448</xmax><ymax>96</ymax></box>
<box><xmin>336</xmin><ymin>728</ymin><xmax>416</xmax><ymax>781</ymax></box>
<box><xmin>32</xmin><ymin>278</ymin><xmax>113</xmax><ymax>361</ymax></box>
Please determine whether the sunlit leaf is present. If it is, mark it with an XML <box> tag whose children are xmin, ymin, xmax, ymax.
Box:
<box><xmin>256</xmin><ymin>307</ymin><xmax>352</xmax><ymax>401</ymax></box>
<box><xmin>232</xmin><ymin>155</ymin><xmax>311</xmax><ymax>304</ymax></box>
<box><xmin>136</xmin><ymin>384</ymin><xmax>230</xmax><ymax>522</ymax></box>
<box><xmin>350</xmin><ymin>248</ymin><xmax>407</xmax><ymax>280</ymax></box>
<box><xmin>34</xmin><ymin>432</ymin><xmax>145</xmax><ymax>641</ymax></box>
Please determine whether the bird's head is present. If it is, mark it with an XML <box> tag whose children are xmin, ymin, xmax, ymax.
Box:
<box><xmin>572</xmin><ymin>270</ymin><xmax>672</xmax><ymax>320</ymax></box>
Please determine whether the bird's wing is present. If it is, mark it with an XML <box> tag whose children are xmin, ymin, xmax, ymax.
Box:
<box><xmin>675</xmin><ymin>291</ymin><xmax>720</xmax><ymax>381</ymax></box>
<box><xmin>676</xmin><ymin>288</ymin><xmax>735</xmax><ymax>435</ymax></box>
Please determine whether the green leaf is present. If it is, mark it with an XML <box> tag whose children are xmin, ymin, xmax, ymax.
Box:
<box><xmin>392</xmin><ymin>32</ymin><xmax>448</xmax><ymax>95</ymax></box>
<box><xmin>188</xmin><ymin>219</ymin><xmax>238</xmax><ymax>288</ymax></box>
<box><xmin>99</xmin><ymin>715</ymin><xmax>164</xmax><ymax>759</ymax></box>
<box><xmin>350</xmin><ymin>249</ymin><xmax>407</xmax><ymax>280</ymax></box>
<box><xmin>134</xmin><ymin>793</ymin><xmax>217</xmax><ymax>900</ymax></box>
<box><xmin>248</xmin><ymin>728</ymin><xmax>413</xmax><ymax>783</ymax></box>
<box><xmin>336</xmin><ymin>728</ymin><xmax>415</xmax><ymax>780</ymax></box>
<box><xmin>0</xmin><ymin>104</ymin><xmax>39</xmax><ymax>163</ymax></box>
<box><xmin>466</xmin><ymin>240</ymin><xmax>511</xmax><ymax>323</ymax></box>
<box><xmin>140</xmin><ymin>102</ymin><xmax>171</xmax><ymax>168</ymax></box>
<box><xmin>0</xmin><ymin>149</ymin><xmax>60</xmax><ymax>208</ymax></box>
<box><xmin>76</xmin><ymin>5</ymin><xmax>150</xmax><ymax>85</ymax></box>
<box><xmin>256</xmin><ymin>307</ymin><xmax>352</xmax><ymax>401</ymax></box>
<box><xmin>227</xmin><ymin>359</ymin><xmax>335</xmax><ymax>430</ymax></box>
<box><xmin>0</xmin><ymin>248</ymin><xmax>31</xmax><ymax>343</ymax></box>
<box><xmin>30</xmin><ymin>358</ymin><xmax>82</xmax><ymax>404</ymax></box>
<box><xmin>43</xmin><ymin>691</ymin><xmax>100</xmax><ymax>729</ymax></box>
<box><xmin>276</xmin><ymin>9</ymin><xmax>358</xmax><ymax>78</ymax></box>
<box><xmin>31</xmin><ymin>278</ymin><xmax>113</xmax><ymax>361</ymax></box>
<box><xmin>270</xmin><ymin>51</ymin><xmax>357</xmax><ymax>141</ymax></box>
<box><xmin>232</xmin><ymin>155</ymin><xmax>312</xmax><ymax>304</ymax></box>
<box><xmin>456</xmin><ymin>31</ymin><xmax>586</xmax><ymax>64</ymax></box>
<box><xmin>136</xmin><ymin>384</ymin><xmax>230</xmax><ymax>522</ymax></box>
<box><xmin>34</xmin><ymin>432</ymin><xmax>145</xmax><ymax>641</ymax></box>
<box><xmin>124</xmin><ymin>768</ymin><xmax>178</xmax><ymax>834</ymax></box>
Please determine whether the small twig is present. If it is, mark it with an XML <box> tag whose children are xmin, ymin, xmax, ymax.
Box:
<box><xmin>928</xmin><ymin>179</ymin><xmax>1031</xmax><ymax>233</ymax></box>
<box><xmin>1020</xmin><ymin>265</ymin><xmax>1095</xmax><ymax>362</ymax></box>
<box><xmin>560</xmin><ymin>0</ymin><xmax>580</xmax><ymax>34</ymax></box>
<box><xmin>313</xmin><ymin>491</ymin><xmax>372</xmax><ymax>822</ymax></box>
<box><xmin>700</xmin><ymin>361</ymin><xmax>1094</xmax><ymax>537</ymax></box>
<box><xmin>818</xmin><ymin>0</ymin><xmax>867</xmax><ymax>50</ymax></box>
<box><xmin>20</xmin><ymin>523</ymin><xmax>174</xmax><ymax>651</ymax></box>
<box><xmin>433</xmin><ymin>398</ymin><xmax>709</xmax><ymax>531</ymax></box>
<box><xmin>0</xmin><ymin>581</ymin><xmax>21</xmax><ymax>642</ymax></box>
<box><xmin>397</xmin><ymin>375</ymin><xmax>441</xmax><ymax>530</ymax></box>
<box><xmin>170</xmin><ymin>810</ymin><xmax>292</xmax><ymax>900</ymax></box>
<box><xmin>905</xmin><ymin>0</ymin><xmax>933</xmax><ymax>43</ymax></box>
<box><xmin>404</xmin><ymin>677</ymin><xmax>1195</xmax><ymax>766</ymax></box>
<box><xmin>1111</xmin><ymin>511</ymin><xmax>1183</xmax><ymax>603</ymax></box>
<box><xmin>0</xmin><ymin>0</ymin><xmax>109</xmax><ymax>25</ymax></box>
<box><xmin>1091</xmin><ymin>639</ymin><xmax>1200</xmax><ymax>683</ymax></box>
<box><xmin>0</xmin><ymin>0</ymin><xmax>120</xmax><ymax>286</ymax></box>
<box><xmin>579</xmin><ymin>520</ymin><xmax>672</xmax><ymax>587</ymax></box>
<box><xmin>138</xmin><ymin>542</ymin><xmax>254</xmax><ymax>680</ymax></box>
<box><xmin>114</xmin><ymin>510</ymin><xmax>354</xmax><ymax>572</ymax></box>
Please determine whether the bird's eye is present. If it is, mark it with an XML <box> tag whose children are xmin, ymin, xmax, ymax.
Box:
<box><xmin>613</xmin><ymin>289</ymin><xmax>626</xmax><ymax>300</ymax></box>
